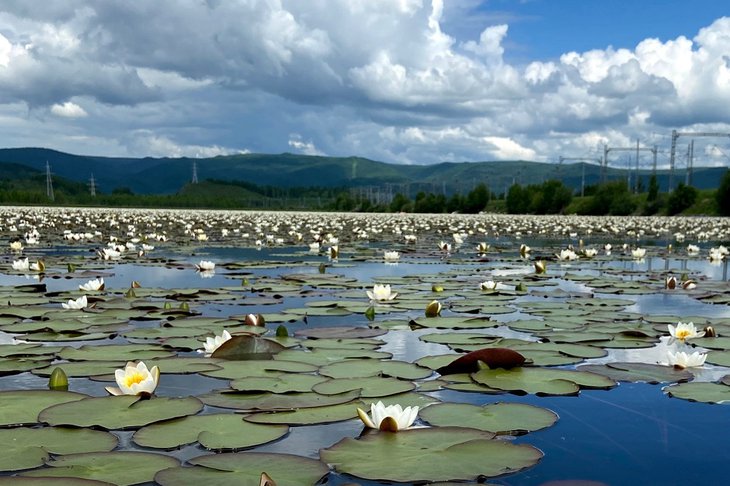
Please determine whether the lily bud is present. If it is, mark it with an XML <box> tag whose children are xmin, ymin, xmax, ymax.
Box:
<box><xmin>704</xmin><ymin>326</ymin><xmax>717</xmax><ymax>338</ymax></box>
<box><xmin>67</xmin><ymin>263</ymin><xmax>77</xmax><ymax>273</ymax></box>
<box><xmin>275</xmin><ymin>325</ymin><xmax>288</xmax><ymax>337</ymax></box>
<box><xmin>431</xmin><ymin>284</ymin><xmax>444</xmax><ymax>292</ymax></box>
<box><xmin>681</xmin><ymin>279</ymin><xmax>697</xmax><ymax>290</ymax></box>
<box><xmin>259</xmin><ymin>472</ymin><xmax>276</xmax><ymax>486</ymax></box>
<box><xmin>364</xmin><ymin>306</ymin><xmax>375</xmax><ymax>321</ymax></box>
<box><xmin>124</xmin><ymin>287</ymin><xmax>137</xmax><ymax>298</ymax></box>
<box><xmin>244</xmin><ymin>313</ymin><xmax>265</xmax><ymax>327</ymax></box>
<box><xmin>131</xmin><ymin>280</ymin><xmax>141</xmax><ymax>288</ymax></box>
<box><xmin>425</xmin><ymin>300</ymin><xmax>442</xmax><ymax>318</ymax></box>
<box><xmin>48</xmin><ymin>367</ymin><xmax>69</xmax><ymax>391</ymax></box>
<box><xmin>534</xmin><ymin>260</ymin><xmax>546</xmax><ymax>274</ymax></box>
<box><xmin>516</xmin><ymin>282</ymin><xmax>527</xmax><ymax>292</ymax></box>
<box><xmin>665</xmin><ymin>276</ymin><xmax>677</xmax><ymax>290</ymax></box>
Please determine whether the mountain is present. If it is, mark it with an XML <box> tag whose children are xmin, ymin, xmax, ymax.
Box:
<box><xmin>0</xmin><ymin>147</ymin><xmax>726</xmax><ymax>196</ymax></box>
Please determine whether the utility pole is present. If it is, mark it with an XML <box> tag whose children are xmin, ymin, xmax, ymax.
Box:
<box><xmin>559</xmin><ymin>156</ymin><xmax>601</xmax><ymax>196</ymax></box>
<box><xmin>192</xmin><ymin>161</ymin><xmax>198</xmax><ymax>184</ymax></box>
<box><xmin>45</xmin><ymin>161</ymin><xmax>54</xmax><ymax>201</ymax></box>
<box><xmin>686</xmin><ymin>140</ymin><xmax>694</xmax><ymax>186</ymax></box>
<box><xmin>670</xmin><ymin>130</ymin><xmax>730</xmax><ymax>192</ymax></box>
<box><xmin>89</xmin><ymin>174</ymin><xmax>96</xmax><ymax>197</ymax></box>
<box><xmin>635</xmin><ymin>138</ymin><xmax>640</xmax><ymax>193</ymax></box>
<box><xmin>604</xmin><ymin>144</ymin><xmax>657</xmax><ymax>192</ymax></box>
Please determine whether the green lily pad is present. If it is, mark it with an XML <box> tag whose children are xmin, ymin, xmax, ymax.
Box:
<box><xmin>155</xmin><ymin>452</ymin><xmax>329</xmax><ymax>486</ymax></box>
<box><xmin>39</xmin><ymin>396</ymin><xmax>204</xmax><ymax>430</ymax></box>
<box><xmin>230</xmin><ymin>373</ymin><xmax>328</xmax><ymax>393</ymax></box>
<box><xmin>201</xmin><ymin>359</ymin><xmax>318</xmax><ymax>380</ymax></box>
<box><xmin>20</xmin><ymin>451</ymin><xmax>179</xmax><ymax>486</ymax></box>
<box><xmin>665</xmin><ymin>381</ymin><xmax>730</xmax><ymax>404</ymax></box>
<box><xmin>58</xmin><ymin>344</ymin><xmax>174</xmax><ymax>362</ymax></box>
<box><xmin>419</xmin><ymin>402</ymin><xmax>558</xmax><ymax>435</ymax></box>
<box><xmin>32</xmin><ymin>361</ymin><xmax>124</xmax><ymax>378</ymax></box>
<box><xmin>578</xmin><ymin>362</ymin><xmax>693</xmax><ymax>384</ymax></box>
<box><xmin>0</xmin><ymin>478</ymin><xmax>113</xmax><ymax>486</ymax></box>
<box><xmin>472</xmin><ymin>367</ymin><xmax>616</xmax><ymax>396</ymax></box>
<box><xmin>320</xmin><ymin>426</ymin><xmax>543</xmax><ymax>482</ymax></box>
<box><xmin>0</xmin><ymin>427</ymin><xmax>118</xmax><ymax>472</ymax></box>
<box><xmin>133</xmin><ymin>414</ymin><xmax>288</xmax><ymax>450</ymax></box>
<box><xmin>313</xmin><ymin>376</ymin><xmax>415</xmax><ymax>397</ymax></box>
<box><xmin>0</xmin><ymin>390</ymin><xmax>88</xmax><ymax>427</ymax></box>
<box><xmin>211</xmin><ymin>335</ymin><xmax>286</xmax><ymax>360</ymax></box>
<box><xmin>319</xmin><ymin>359</ymin><xmax>432</xmax><ymax>380</ymax></box>
<box><xmin>243</xmin><ymin>401</ymin><xmax>362</xmax><ymax>425</ymax></box>
<box><xmin>199</xmin><ymin>389</ymin><xmax>360</xmax><ymax>411</ymax></box>
<box><xmin>409</xmin><ymin>316</ymin><xmax>497</xmax><ymax>330</ymax></box>
<box><xmin>294</xmin><ymin>326</ymin><xmax>387</xmax><ymax>339</ymax></box>
<box><xmin>274</xmin><ymin>348</ymin><xmax>392</xmax><ymax>366</ymax></box>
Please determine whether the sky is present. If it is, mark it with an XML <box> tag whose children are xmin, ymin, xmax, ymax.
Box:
<box><xmin>0</xmin><ymin>0</ymin><xmax>729</xmax><ymax>169</ymax></box>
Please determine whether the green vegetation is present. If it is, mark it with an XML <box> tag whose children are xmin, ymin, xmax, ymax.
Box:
<box><xmin>717</xmin><ymin>169</ymin><xmax>730</xmax><ymax>216</ymax></box>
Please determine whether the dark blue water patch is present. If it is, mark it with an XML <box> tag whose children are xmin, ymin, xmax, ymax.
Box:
<box><xmin>434</xmin><ymin>384</ymin><xmax>730</xmax><ymax>485</ymax></box>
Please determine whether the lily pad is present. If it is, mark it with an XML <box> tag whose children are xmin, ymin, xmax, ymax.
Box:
<box><xmin>0</xmin><ymin>390</ymin><xmax>88</xmax><ymax>427</ymax></box>
<box><xmin>199</xmin><ymin>389</ymin><xmax>360</xmax><ymax>411</ymax></box>
<box><xmin>472</xmin><ymin>367</ymin><xmax>616</xmax><ymax>396</ymax></box>
<box><xmin>133</xmin><ymin>414</ymin><xmax>288</xmax><ymax>450</ymax></box>
<box><xmin>155</xmin><ymin>452</ymin><xmax>329</xmax><ymax>486</ymax></box>
<box><xmin>578</xmin><ymin>362</ymin><xmax>693</xmax><ymax>384</ymax></box>
<box><xmin>20</xmin><ymin>451</ymin><xmax>179</xmax><ymax>486</ymax></box>
<box><xmin>211</xmin><ymin>335</ymin><xmax>286</xmax><ymax>360</ymax></box>
<box><xmin>313</xmin><ymin>376</ymin><xmax>415</xmax><ymax>397</ymax></box>
<box><xmin>320</xmin><ymin>426</ymin><xmax>543</xmax><ymax>482</ymax></box>
<box><xmin>0</xmin><ymin>427</ymin><xmax>118</xmax><ymax>472</ymax></box>
<box><xmin>230</xmin><ymin>374</ymin><xmax>328</xmax><ymax>393</ymax></box>
<box><xmin>294</xmin><ymin>326</ymin><xmax>387</xmax><ymax>339</ymax></box>
<box><xmin>39</xmin><ymin>395</ymin><xmax>204</xmax><ymax>430</ymax></box>
<box><xmin>319</xmin><ymin>359</ymin><xmax>432</xmax><ymax>380</ymax></box>
<box><xmin>664</xmin><ymin>381</ymin><xmax>730</xmax><ymax>404</ymax></box>
<box><xmin>419</xmin><ymin>402</ymin><xmax>558</xmax><ymax>435</ymax></box>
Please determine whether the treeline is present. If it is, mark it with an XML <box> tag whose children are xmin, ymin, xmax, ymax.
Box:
<box><xmin>331</xmin><ymin>183</ymin><xmax>492</xmax><ymax>213</ymax></box>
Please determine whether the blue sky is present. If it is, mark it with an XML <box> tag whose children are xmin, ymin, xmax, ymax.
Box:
<box><xmin>0</xmin><ymin>1</ymin><xmax>728</xmax><ymax>168</ymax></box>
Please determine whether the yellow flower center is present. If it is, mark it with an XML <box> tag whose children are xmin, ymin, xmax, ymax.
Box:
<box><xmin>124</xmin><ymin>371</ymin><xmax>146</xmax><ymax>388</ymax></box>
<box><xmin>676</xmin><ymin>330</ymin><xmax>691</xmax><ymax>340</ymax></box>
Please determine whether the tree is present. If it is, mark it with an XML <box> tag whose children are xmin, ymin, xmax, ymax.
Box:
<box><xmin>717</xmin><ymin>169</ymin><xmax>730</xmax><ymax>216</ymax></box>
<box><xmin>667</xmin><ymin>183</ymin><xmax>698</xmax><ymax>215</ymax></box>
<box><xmin>647</xmin><ymin>174</ymin><xmax>659</xmax><ymax>202</ymax></box>
<box><xmin>506</xmin><ymin>184</ymin><xmax>529</xmax><ymax>214</ymax></box>
<box><xmin>462</xmin><ymin>183</ymin><xmax>490</xmax><ymax>213</ymax></box>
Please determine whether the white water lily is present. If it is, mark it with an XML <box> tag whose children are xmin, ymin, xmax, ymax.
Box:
<box><xmin>666</xmin><ymin>350</ymin><xmax>706</xmax><ymax>369</ymax></box>
<box><xmin>329</xmin><ymin>245</ymin><xmax>339</xmax><ymax>259</ymax></box>
<box><xmin>9</xmin><ymin>240</ymin><xmax>23</xmax><ymax>252</ymax></box>
<box><xmin>480</xmin><ymin>280</ymin><xmax>498</xmax><ymax>291</ymax></box>
<box><xmin>201</xmin><ymin>330</ymin><xmax>232</xmax><ymax>354</ymax></box>
<box><xmin>105</xmin><ymin>361</ymin><xmax>160</xmax><ymax>396</ymax></box>
<box><xmin>367</xmin><ymin>284</ymin><xmax>397</xmax><ymax>302</ymax></box>
<box><xmin>62</xmin><ymin>295</ymin><xmax>88</xmax><ymax>310</ymax></box>
<box><xmin>709</xmin><ymin>248</ymin><xmax>724</xmax><ymax>261</ymax></box>
<box><xmin>196</xmin><ymin>260</ymin><xmax>215</xmax><ymax>271</ymax></box>
<box><xmin>79</xmin><ymin>278</ymin><xmax>105</xmax><ymax>291</ymax></box>
<box><xmin>631</xmin><ymin>248</ymin><xmax>646</xmax><ymax>259</ymax></box>
<box><xmin>519</xmin><ymin>244</ymin><xmax>530</xmax><ymax>258</ymax></box>
<box><xmin>682</xmin><ymin>279</ymin><xmax>697</xmax><ymax>290</ymax></box>
<box><xmin>557</xmin><ymin>248</ymin><xmax>578</xmax><ymax>261</ymax></box>
<box><xmin>308</xmin><ymin>241</ymin><xmax>320</xmax><ymax>252</ymax></box>
<box><xmin>383</xmin><ymin>250</ymin><xmax>400</xmax><ymax>262</ymax></box>
<box><xmin>582</xmin><ymin>248</ymin><xmax>598</xmax><ymax>258</ymax></box>
<box><xmin>438</xmin><ymin>241</ymin><xmax>451</xmax><ymax>252</ymax></box>
<box><xmin>11</xmin><ymin>258</ymin><xmax>29</xmax><ymax>271</ymax></box>
<box><xmin>99</xmin><ymin>248</ymin><xmax>121</xmax><ymax>260</ymax></box>
<box><xmin>668</xmin><ymin>321</ymin><xmax>705</xmax><ymax>343</ymax></box>
<box><xmin>29</xmin><ymin>260</ymin><xmax>45</xmax><ymax>272</ymax></box>
<box><xmin>356</xmin><ymin>401</ymin><xmax>419</xmax><ymax>432</ymax></box>
<box><xmin>687</xmin><ymin>244</ymin><xmax>700</xmax><ymax>254</ymax></box>
<box><xmin>534</xmin><ymin>260</ymin><xmax>547</xmax><ymax>274</ymax></box>
<box><xmin>665</xmin><ymin>276</ymin><xmax>677</xmax><ymax>290</ymax></box>
<box><xmin>476</xmin><ymin>242</ymin><xmax>490</xmax><ymax>254</ymax></box>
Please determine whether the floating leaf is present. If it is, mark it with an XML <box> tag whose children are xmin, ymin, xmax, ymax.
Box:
<box><xmin>437</xmin><ymin>348</ymin><xmax>526</xmax><ymax>375</ymax></box>
<box><xmin>20</xmin><ymin>451</ymin><xmax>179</xmax><ymax>486</ymax></box>
<box><xmin>313</xmin><ymin>376</ymin><xmax>415</xmax><ymax>397</ymax></box>
<box><xmin>578</xmin><ymin>362</ymin><xmax>692</xmax><ymax>384</ymax></box>
<box><xmin>665</xmin><ymin>381</ymin><xmax>730</xmax><ymax>404</ymax></box>
<box><xmin>321</xmin><ymin>426</ymin><xmax>542</xmax><ymax>482</ymax></box>
<box><xmin>155</xmin><ymin>452</ymin><xmax>329</xmax><ymax>486</ymax></box>
<box><xmin>211</xmin><ymin>335</ymin><xmax>286</xmax><ymax>360</ymax></box>
<box><xmin>230</xmin><ymin>374</ymin><xmax>328</xmax><ymax>393</ymax></box>
<box><xmin>39</xmin><ymin>396</ymin><xmax>203</xmax><ymax>430</ymax></box>
<box><xmin>472</xmin><ymin>367</ymin><xmax>616</xmax><ymax>396</ymax></box>
<box><xmin>419</xmin><ymin>402</ymin><xmax>558</xmax><ymax>435</ymax></box>
<box><xmin>0</xmin><ymin>390</ymin><xmax>88</xmax><ymax>427</ymax></box>
<box><xmin>199</xmin><ymin>389</ymin><xmax>360</xmax><ymax>411</ymax></box>
<box><xmin>133</xmin><ymin>414</ymin><xmax>288</xmax><ymax>450</ymax></box>
<box><xmin>319</xmin><ymin>359</ymin><xmax>432</xmax><ymax>380</ymax></box>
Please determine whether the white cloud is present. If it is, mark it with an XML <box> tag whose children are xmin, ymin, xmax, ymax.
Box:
<box><xmin>288</xmin><ymin>134</ymin><xmax>325</xmax><ymax>156</ymax></box>
<box><xmin>483</xmin><ymin>136</ymin><xmax>536</xmax><ymax>160</ymax></box>
<box><xmin>50</xmin><ymin>101</ymin><xmax>87</xmax><ymax>118</ymax></box>
<box><xmin>123</xmin><ymin>130</ymin><xmax>246</xmax><ymax>158</ymax></box>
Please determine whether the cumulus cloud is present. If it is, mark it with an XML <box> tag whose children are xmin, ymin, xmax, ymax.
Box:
<box><xmin>50</xmin><ymin>101</ymin><xmax>87</xmax><ymax>118</ymax></box>
<box><xmin>0</xmin><ymin>2</ymin><xmax>727</xmax><ymax>165</ymax></box>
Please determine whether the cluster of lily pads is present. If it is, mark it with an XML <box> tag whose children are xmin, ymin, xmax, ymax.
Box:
<box><xmin>0</xmin><ymin>207</ymin><xmax>730</xmax><ymax>484</ymax></box>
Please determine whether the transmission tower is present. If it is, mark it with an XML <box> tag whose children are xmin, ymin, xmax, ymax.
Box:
<box><xmin>602</xmin><ymin>143</ymin><xmax>657</xmax><ymax>192</ymax></box>
<box><xmin>559</xmin><ymin>156</ymin><xmax>601</xmax><ymax>197</ymax></box>
<box><xmin>89</xmin><ymin>174</ymin><xmax>96</xmax><ymax>197</ymax></box>
<box><xmin>45</xmin><ymin>161</ymin><xmax>54</xmax><ymax>201</ymax></box>
<box><xmin>192</xmin><ymin>162</ymin><xmax>198</xmax><ymax>184</ymax></box>
<box><xmin>669</xmin><ymin>130</ymin><xmax>730</xmax><ymax>191</ymax></box>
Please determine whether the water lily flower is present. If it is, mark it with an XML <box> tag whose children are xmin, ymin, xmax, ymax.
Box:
<box><xmin>480</xmin><ymin>280</ymin><xmax>498</xmax><ymax>291</ymax></box>
<box><xmin>519</xmin><ymin>244</ymin><xmax>530</xmax><ymax>258</ymax></box>
<box><xmin>79</xmin><ymin>278</ymin><xmax>105</xmax><ymax>291</ymax></box>
<box><xmin>582</xmin><ymin>248</ymin><xmax>598</xmax><ymax>258</ymax></box>
<box><xmin>62</xmin><ymin>295</ymin><xmax>88</xmax><ymax>310</ymax></box>
<box><xmin>632</xmin><ymin>248</ymin><xmax>646</xmax><ymax>259</ymax></box>
<box><xmin>356</xmin><ymin>401</ymin><xmax>419</xmax><ymax>432</ymax></box>
<box><xmin>196</xmin><ymin>233</ymin><xmax>209</xmax><ymax>241</ymax></box>
<box><xmin>666</xmin><ymin>350</ymin><xmax>706</xmax><ymax>369</ymax></box>
<box><xmin>425</xmin><ymin>300</ymin><xmax>442</xmax><ymax>317</ymax></box>
<box><xmin>682</xmin><ymin>279</ymin><xmax>697</xmax><ymax>290</ymax></box>
<box><xmin>11</xmin><ymin>258</ymin><xmax>29</xmax><ymax>271</ymax></box>
<box><xmin>665</xmin><ymin>276</ymin><xmax>677</xmax><ymax>290</ymax></box>
<box><xmin>438</xmin><ymin>241</ymin><xmax>451</xmax><ymax>253</ymax></box>
<box><xmin>329</xmin><ymin>245</ymin><xmax>339</xmax><ymax>259</ymax></box>
<box><xmin>98</xmin><ymin>247</ymin><xmax>121</xmax><ymax>260</ymax></box>
<box><xmin>244</xmin><ymin>313</ymin><xmax>265</xmax><ymax>327</ymax></box>
<box><xmin>404</xmin><ymin>234</ymin><xmax>417</xmax><ymax>244</ymax></box>
<box><xmin>105</xmin><ymin>361</ymin><xmax>160</xmax><ymax>397</ymax></box>
<box><xmin>9</xmin><ymin>240</ymin><xmax>23</xmax><ymax>252</ymax></box>
<box><xmin>687</xmin><ymin>244</ymin><xmax>700</xmax><ymax>254</ymax></box>
<box><xmin>604</xmin><ymin>243</ymin><xmax>612</xmax><ymax>252</ymax></box>
<box><xmin>308</xmin><ymin>241</ymin><xmax>320</xmax><ymax>252</ymax></box>
<box><xmin>29</xmin><ymin>260</ymin><xmax>45</xmax><ymax>272</ymax></box>
<box><xmin>709</xmin><ymin>248</ymin><xmax>724</xmax><ymax>262</ymax></box>
<box><xmin>367</xmin><ymin>284</ymin><xmax>397</xmax><ymax>302</ymax></box>
<box><xmin>201</xmin><ymin>330</ymin><xmax>232</xmax><ymax>354</ymax></box>
<box><xmin>196</xmin><ymin>260</ymin><xmax>215</xmax><ymax>271</ymax></box>
<box><xmin>534</xmin><ymin>260</ymin><xmax>547</xmax><ymax>274</ymax></box>
<box><xmin>476</xmin><ymin>242</ymin><xmax>490</xmax><ymax>254</ymax></box>
<box><xmin>383</xmin><ymin>250</ymin><xmax>400</xmax><ymax>262</ymax></box>
<box><xmin>668</xmin><ymin>321</ymin><xmax>705</xmax><ymax>343</ymax></box>
<box><xmin>557</xmin><ymin>248</ymin><xmax>578</xmax><ymax>261</ymax></box>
